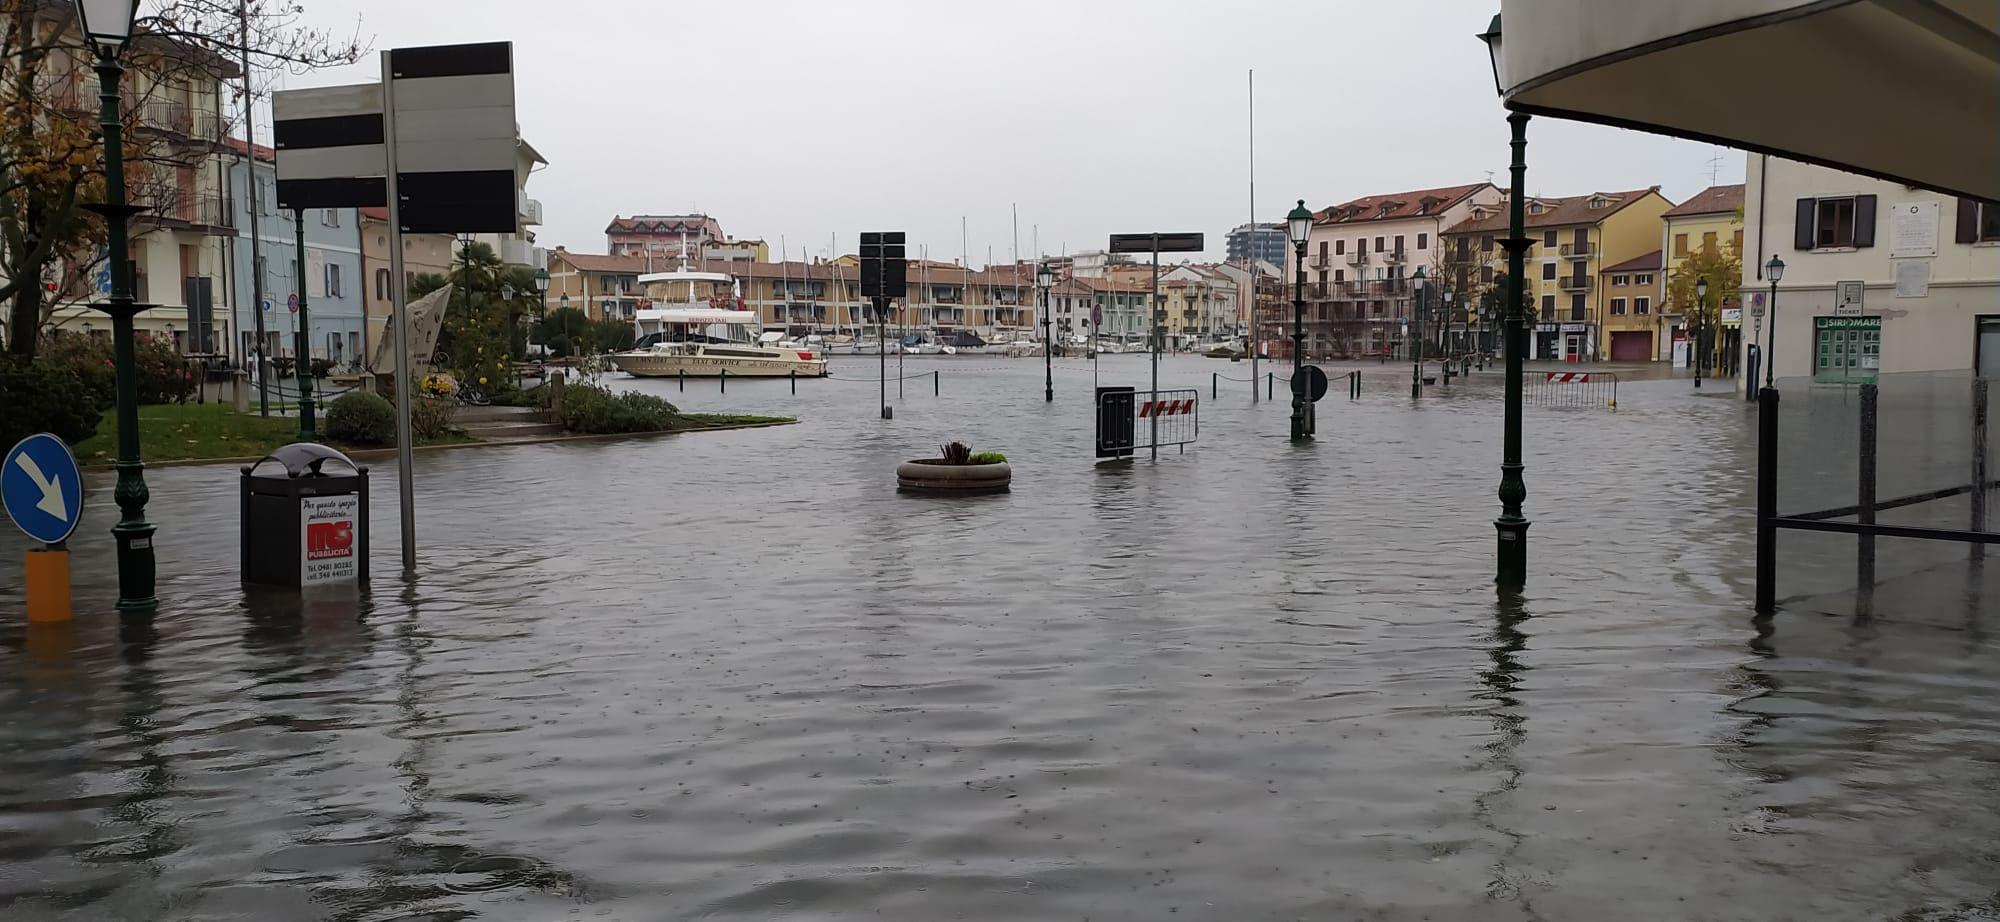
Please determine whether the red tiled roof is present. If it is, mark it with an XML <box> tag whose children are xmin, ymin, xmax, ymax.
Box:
<box><xmin>222</xmin><ymin>135</ymin><xmax>275</xmax><ymax>162</ymax></box>
<box><xmin>1313</xmin><ymin>182</ymin><xmax>1494</xmax><ymax>226</ymax></box>
<box><xmin>606</xmin><ymin>214</ymin><xmax>723</xmax><ymax>236</ymax></box>
<box><xmin>1602</xmin><ymin>249</ymin><xmax>1664</xmax><ymax>273</ymax></box>
<box><xmin>552</xmin><ymin>249</ymin><xmax>650</xmax><ymax>273</ymax></box>
<box><xmin>1663</xmin><ymin>183</ymin><xmax>1745</xmax><ymax>218</ymax></box>
<box><xmin>1446</xmin><ymin>187</ymin><xmax>1665</xmax><ymax>235</ymax></box>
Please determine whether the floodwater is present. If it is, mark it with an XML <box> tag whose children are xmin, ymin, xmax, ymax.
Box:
<box><xmin>2</xmin><ymin>356</ymin><xmax>1997</xmax><ymax>921</ymax></box>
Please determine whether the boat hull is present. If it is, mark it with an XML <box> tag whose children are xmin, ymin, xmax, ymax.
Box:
<box><xmin>611</xmin><ymin>352</ymin><xmax>827</xmax><ymax>378</ymax></box>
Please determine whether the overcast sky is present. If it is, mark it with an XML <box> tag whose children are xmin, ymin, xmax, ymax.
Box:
<box><xmin>269</xmin><ymin>0</ymin><xmax>1745</xmax><ymax>265</ymax></box>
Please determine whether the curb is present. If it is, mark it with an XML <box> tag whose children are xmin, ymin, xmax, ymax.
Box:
<box><xmin>85</xmin><ymin>418</ymin><xmax>797</xmax><ymax>471</ymax></box>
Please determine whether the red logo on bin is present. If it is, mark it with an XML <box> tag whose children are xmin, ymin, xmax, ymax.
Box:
<box><xmin>307</xmin><ymin>520</ymin><xmax>354</xmax><ymax>560</ymax></box>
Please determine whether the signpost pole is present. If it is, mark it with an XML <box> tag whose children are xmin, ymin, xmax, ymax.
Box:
<box><xmin>292</xmin><ymin>209</ymin><xmax>317</xmax><ymax>441</ymax></box>
<box><xmin>380</xmin><ymin>48</ymin><xmax>418</xmax><ymax>576</ymax></box>
<box><xmin>1150</xmin><ymin>237</ymin><xmax>1160</xmax><ymax>463</ymax></box>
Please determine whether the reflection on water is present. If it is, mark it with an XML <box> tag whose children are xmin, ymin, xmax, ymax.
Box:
<box><xmin>1</xmin><ymin>359</ymin><xmax>1997</xmax><ymax>920</ymax></box>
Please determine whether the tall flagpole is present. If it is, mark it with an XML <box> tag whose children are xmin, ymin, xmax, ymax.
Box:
<box><xmin>1248</xmin><ymin>68</ymin><xmax>1259</xmax><ymax>397</ymax></box>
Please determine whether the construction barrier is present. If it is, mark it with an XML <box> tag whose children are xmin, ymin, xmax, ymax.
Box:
<box><xmin>1526</xmin><ymin>371</ymin><xmax>1618</xmax><ymax>409</ymax></box>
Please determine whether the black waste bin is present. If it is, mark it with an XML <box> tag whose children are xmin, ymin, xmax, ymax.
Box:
<box><xmin>240</xmin><ymin>443</ymin><xmax>370</xmax><ymax>588</ymax></box>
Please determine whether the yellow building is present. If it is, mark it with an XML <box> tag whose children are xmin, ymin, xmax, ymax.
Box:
<box><xmin>1444</xmin><ymin>187</ymin><xmax>1673</xmax><ymax>361</ymax></box>
<box><xmin>1660</xmin><ymin>184</ymin><xmax>1745</xmax><ymax>365</ymax></box>
<box><xmin>1598</xmin><ymin>251</ymin><xmax>1663</xmax><ymax>360</ymax></box>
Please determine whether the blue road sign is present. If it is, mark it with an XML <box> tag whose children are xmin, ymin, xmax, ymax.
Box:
<box><xmin>2</xmin><ymin>434</ymin><xmax>84</xmax><ymax>545</ymax></box>
<box><xmin>262</xmin><ymin>298</ymin><xmax>274</xmax><ymax>312</ymax></box>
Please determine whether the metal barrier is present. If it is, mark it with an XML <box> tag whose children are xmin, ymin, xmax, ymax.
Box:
<box><xmin>1096</xmin><ymin>386</ymin><xmax>1197</xmax><ymax>459</ymax></box>
<box><xmin>1755</xmin><ymin>377</ymin><xmax>1998</xmax><ymax>615</ymax></box>
<box><xmin>1525</xmin><ymin>371</ymin><xmax>1617</xmax><ymax>409</ymax></box>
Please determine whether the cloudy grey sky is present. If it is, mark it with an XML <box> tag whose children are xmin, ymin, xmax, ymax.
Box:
<box><xmin>272</xmin><ymin>0</ymin><xmax>1744</xmax><ymax>265</ymax></box>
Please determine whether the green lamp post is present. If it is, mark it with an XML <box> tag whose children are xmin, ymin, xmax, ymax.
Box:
<box><xmin>1693</xmin><ymin>275</ymin><xmax>1709</xmax><ymax>388</ymax></box>
<box><xmin>1411</xmin><ymin>266</ymin><xmax>1427</xmax><ymax>398</ymax></box>
<box><xmin>1286</xmin><ymin>199</ymin><xmax>1314</xmax><ymax>441</ymax></box>
<box><xmin>1762</xmin><ymin>255</ymin><xmax>1785</xmax><ymax>391</ymax></box>
<box><xmin>290</xmin><ymin>209</ymin><xmax>317</xmax><ymax>440</ymax></box>
<box><xmin>1481</xmin><ymin>12</ymin><xmax>1531</xmax><ymax>588</ymax></box>
<box><xmin>76</xmin><ymin>0</ymin><xmax>157</xmax><ymax>616</ymax></box>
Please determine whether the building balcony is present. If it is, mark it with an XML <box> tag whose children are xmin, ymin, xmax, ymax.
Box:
<box><xmin>1346</xmin><ymin>251</ymin><xmax>1368</xmax><ymax>267</ymax></box>
<box><xmin>1557</xmin><ymin>275</ymin><xmax>1594</xmax><ymax>292</ymax></box>
<box><xmin>133</xmin><ymin>101</ymin><xmax>223</xmax><ymax>142</ymax></box>
<box><xmin>1309</xmin><ymin>254</ymin><xmax>1333</xmax><ymax>269</ymax></box>
<box><xmin>1383</xmin><ymin>247</ymin><xmax>1408</xmax><ymax>264</ymax></box>
<box><xmin>1559</xmin><ymin>241</ymin><xmax>1594</xmax><ymax>258</ymax></box>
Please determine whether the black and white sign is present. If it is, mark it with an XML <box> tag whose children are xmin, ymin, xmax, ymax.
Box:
<box><xmin>273</xmin><ymin>41</ymin><xmax>519</xmax><ymax>234</ymax></box>
<box><xmin>1835</xmin><ymin>280</ymin><xmax>1865</xmax><ymax>315</ymax></box>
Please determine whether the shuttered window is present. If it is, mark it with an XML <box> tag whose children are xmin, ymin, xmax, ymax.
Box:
<box><xmin>1796</xmin><ymin>195</ymin><xmax>1876</xmax><ymax>249</ymax></box>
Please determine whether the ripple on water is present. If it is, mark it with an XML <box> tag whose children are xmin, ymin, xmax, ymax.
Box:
<box><xmin>1</xmin><ymin>360</ymin><xmax>1998</xmax><ymax>919</ymax></box>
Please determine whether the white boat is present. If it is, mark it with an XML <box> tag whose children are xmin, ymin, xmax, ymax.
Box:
<box><xmin>610</xmin><ymin>270</ymin><xmax>826</xmax><ymax>378</ymax></box>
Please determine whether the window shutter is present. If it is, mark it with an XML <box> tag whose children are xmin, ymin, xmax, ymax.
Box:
<box><xmin>1853</xmin><ymin>195</ymin><xmax>1877</xmax><ymax>247</ymax></box>
<box><xmin>1957</xmin><ymin>199</ymin><xmax>1980</xmax><ymax>244</ymax></box>
<box><xmin>1793</xmin><ymin>198</ymin><xmax>1816</xmax><ymax>250</ymax></box>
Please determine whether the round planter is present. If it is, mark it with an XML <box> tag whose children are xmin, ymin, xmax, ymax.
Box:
<box><xmin>897</xmin><ymin>459</ymin><xmax>1011</xmax><ymax>494</ymax></box>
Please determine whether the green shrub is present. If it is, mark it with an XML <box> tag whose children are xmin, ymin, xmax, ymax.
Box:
<box><xmin>0</xmin><ymin>357</ymin><xmax>103</xmax><ymax>447</ymax></box>
<box><xmin>38</xmin><ymin>335</ymin><xmax>117</xmax><ymax>408</ymax></box>
<box><xmin>555</xmin><ymin>383</ymin><xmax>679</xmax><ymax>434</ymax></box>
<box><xmin>411</xmin><ymin>396</ymin><xmax>458</xmax><ymax>441</ymax></box>
<box><xmin>325</xmin><ymin>391</ymin><xmax>395</xmax><ymax>445</ymax></box>
<box><xmin>133</xmin><ymin>336</ymin><xmax>196</xmax><ymax>404</ymax></box>
<box><xmin>970</xmin><ymin>451</ymin><xmax>1006</xmax><ymax>464</ymax></box>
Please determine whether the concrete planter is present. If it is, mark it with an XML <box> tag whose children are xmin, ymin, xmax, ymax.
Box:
<box><xmin>897</xmin><ymin>459</ymin><xmax>1011</xmax><ymax>494</ymax></box>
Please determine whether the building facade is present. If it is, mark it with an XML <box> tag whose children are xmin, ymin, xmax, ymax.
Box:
<box><xmin>1598</xmin><ymin>250</ymin><xmax>1663</xmax><ymax>361</ymax></box>
<box><xmin>1444</xmin><ymin>187</ymin><xmax>1673</xmax><ymax>361</ymax></box>
<box><xmin>1740</xmin><ymin>155</ymin><xmax>2000</xmax><ymax>384</ymax></box>
<box><xmin>32</xmin><ymin>16</ymin><xmax>239</xmax><ymax>351</ymax></box>
<box><xmin>224</xmin><ymin>141</ymin><xmax>366</xmax><ymax>366</ymax></box>
<box><xmin>1226</xmin><ymin>223</ymin><xmax>1286</xmax><ymax>267</ymax></box>
<box><xmin>359</xmin><ymin>207</ymin><xmax>455</xmax><ymax>370</ymax></box>
<box><xmin>1293</xmin><ymin>183</ymin><xmax>1502</xmax><ymax>359</ymax></box>
<box><xmin>606</xmin><ymin>214</ymin><xmax>727</xmax><ymax>267</ymax></box>
<box><xmin>544</xmin><ymin>249</ymin><xmax>649</xmax><ymax>322</ymax></box>
<box><xmin>1661</xmin><ymin>183</ymin><xmax>1746</xmax><ymax>364</ymax></box>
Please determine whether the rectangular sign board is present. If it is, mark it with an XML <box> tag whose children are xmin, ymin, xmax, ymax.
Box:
<box><xmin>301</xmin><ymin>494</ymin><xmax>360</xmax><ymax>586</ymax></box>
<box><xmin>1109</xmin><ymin>233</ymin><xmax>1205</xmax><ymax>254</ymax></box>
<box><xmin>273</xmin><ymin>41</ymin><xmax>518</xmax><ymax>234</ymax></box>
<box><xmin>1835</xmin><ymin>280</ymin><xmax>1865</xmax><ymax>315</ymax></box>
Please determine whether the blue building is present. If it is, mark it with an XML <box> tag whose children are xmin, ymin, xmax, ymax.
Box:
<box><xmin>1226</xmin><ymin>223</ymin><xmax>1287</xmax><ymax>267</ymax></box>
<box><xmin>225</xmin><ymin>139</ymin><xmax>366</xmax><ymax>368</ymax></box>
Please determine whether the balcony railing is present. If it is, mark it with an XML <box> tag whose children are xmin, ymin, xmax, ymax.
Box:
<box><xmin>1383</xmin><ymin>247</ymin><xmax>1407</xmax><ymax>264</ymax></box>
<box><xmin>1559</xmin><ymin>241</ymin><xmax>1594</xmax><ymax>258</ymax></box>
<box><xmin>1557</xmin><ymin>275</ymin><xmax>1594</xmax><ymax>292</ymax></box>
<box><xmin>134</xmin><ymin>101</ymin><xmax>223</xmax><ymax>141</ymax></box>
<box><xmin>1346</xmin><ymin>251</ymin><xmax>1368</xmax><ymax>266</ymax></box>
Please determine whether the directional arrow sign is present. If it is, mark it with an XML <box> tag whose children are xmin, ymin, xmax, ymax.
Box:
<box><xmin>2</xmin><ymin>433</ymin><xmax>84</xmax><ymax>545</ymax></box>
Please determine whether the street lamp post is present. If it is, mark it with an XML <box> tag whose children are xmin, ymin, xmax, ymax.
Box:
<box><xmin>1037</xmin><ymin>261</ymin><xmax>1054</xmax><ymax>402</ymax></box>
<box><xmin>1763</xmin><ymin>255</ymin><xmax>1785</xmax><ymax>391</ymax></box>
<box><xmin>1286</xmin><ymin>200</ymin><xmax>1313</xmax><ymax>441</ymax></box>
<box><xmin>1482</xmin><ymin>14</ymin><xmax>1532</xmax><ymax>588</ymax></box>
<box><xmin>1411</xmin><ymin>266</ymin><xmax>1427</xmax><ymax>398</ymax></box>
<box><xmin>1693</xmin><ymin>275</ymin><xmax>1709</xmax><ymax>389</ymax></box>
<box><xmin>76</xmin><ymin>0</ymin><xmax>156</xmax><ymax>616</ymax></box>
<box><xmin>1443</xmin><ymin>286</ymin><xmax>1456</xmax><ymax>359</ymax></box>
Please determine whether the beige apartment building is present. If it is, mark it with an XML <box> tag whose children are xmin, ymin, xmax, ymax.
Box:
<box><xmin>1443</xmin><ymin>187</ymin><xmax>1673</xmax><ymax>361</ymax></box>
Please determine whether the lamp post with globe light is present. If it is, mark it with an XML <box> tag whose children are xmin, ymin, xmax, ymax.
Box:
<box><xmin>1286</xmin><ymin>200</ymin><xmax>1313</xmax><ymax>441</ymax></box>
<box><xmin>75</xmin><ymin>0</ymin><xmax>157</xmax><ymax>615</ymax></box>
<box><xmin>1763</xmin><ymin>255</ymin><xmax>1785</xmax><ymax>391</ymax></box>
<box><xmin>1037</xmin><ymin>260</ymin><xmax>1055</xmax><ymax>402</ymax></box>
<box><xmin>1481</xmin><ymin>12</ymin><xmax>1531</xmax><ymax>587</ymax></box>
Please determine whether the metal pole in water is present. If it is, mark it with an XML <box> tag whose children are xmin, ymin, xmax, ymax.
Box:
<box><xmin>720</xmin><ymin>368</ymin><xmax>726</xmax><ymax>394</ymax></box>
<box><xmin>1974</xmin><ymin>377</ymin><xmax>1990</xmax><ymax>553</ymax></box>
<box><xmin>1858</xmin><ymin>383</ymin><xmax>1878</xmax><ymax>597</ymax></box>
<box><xmin>1755</xmin><ymin>386</ymin><xmax>1779</xmax><ymax>613</ymax></box>
<box><xmin>1151</xmin><ymin>239</ymin><xmax>1160</xmax><ymax>462</ymax></box>
<box><xmin>679</xmin><ymin>368</ymin><xmax>685</xmax><ymax>392</ymax></box>
<box><xmin>790</xmin><ymin>368</ymin><xmax>796</xmax><ymax>395</ymax></box>
<box><xmin>934</xmin><ymin>369</ymin><xmax>940</xmax><ymax>396</ymax></box>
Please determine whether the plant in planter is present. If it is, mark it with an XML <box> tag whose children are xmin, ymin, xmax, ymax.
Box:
<box><xmin>897</xmin><ymin>441</ymin><xmax>1011</xmax><ymax>494</ymax></box>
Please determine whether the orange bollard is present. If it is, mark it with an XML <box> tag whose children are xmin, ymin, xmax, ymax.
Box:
<box><xmin>25</xmin><ymin>548</ymin><xmax>72</xmax><ymax>623</ymax></box>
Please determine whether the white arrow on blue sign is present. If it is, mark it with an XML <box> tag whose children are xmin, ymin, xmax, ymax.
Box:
<box><xmin>2</xmin><ymin>433</ymin><xmax>84</xmax><ymax>545</ymax></box>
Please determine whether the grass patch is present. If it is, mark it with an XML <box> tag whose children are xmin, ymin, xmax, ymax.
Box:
<box><xmin>74</xmin><ymin>402</ymin><xmax>472</xmax><ymax>465</ymax></box>
<box><xmin>676</xmin><ymin>413</ymin><xmax>794</xmax><ymax>428</ymax></box>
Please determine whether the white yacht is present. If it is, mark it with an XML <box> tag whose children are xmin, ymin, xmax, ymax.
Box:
<box><xmin>609</xmin><ymin>270</ymin><xmax>827</xmax><ymax>378</ymax></box>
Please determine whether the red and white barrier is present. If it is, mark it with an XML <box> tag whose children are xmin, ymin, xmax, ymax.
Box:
<box><xmin>1137</xmin><ymin>398</ymin><xmax>1196</xmax><ymax>418</ymax></box>
<box><xmin>1545</xmin><ymin>372</ymin><xmax>1592</xmax><ymax>384</ymax></box>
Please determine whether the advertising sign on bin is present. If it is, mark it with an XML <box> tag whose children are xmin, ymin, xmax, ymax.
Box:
<box><xmin>301</xmin><ymin>494</ymin><xmax>360</xmax><ymax>585</ymax></box>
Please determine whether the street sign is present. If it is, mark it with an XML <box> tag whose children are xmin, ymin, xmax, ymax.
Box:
<box><xmin>287</xmin><ymin>293</ymin><xmax>300</xmax><ymax>314</ymax></box>
<box><xmin>3</xmin><ymin>434</ymin><xmax>84</xmax><ymax>545</ymax></box>
<box><xmin>261</xmin><ymin>297</ymin><xmax>274</xmax><ymax>312</ymax></box>
<box><xmin>1292</xmin><ymin>365</ymin><xmax>1330</xmax><ymax>402</ymax></box>
<box><xmin>1108</xmin><ymin>233</ymin><xmax>1204</xmax><ymax>254</ymax></box>
<box><xmin>273</xmin><ymin>41</ymin><xmax>519</xmax><ymax>234</ymax></box>
<box><xmin>1835</xmin><ymin>280</ymin><xmax>1865</xmax><ymax>316</ymax></box>
<box><xmin>1092</xmin><ymin>304</ymin><xmax>1103</xmax><ymax>327</ymax></box>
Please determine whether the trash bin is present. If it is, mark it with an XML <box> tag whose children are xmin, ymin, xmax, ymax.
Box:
<box><xmin>240</xmin><ymin>443</ymin><xmax>369</xmax><ymax>588</ymax></box>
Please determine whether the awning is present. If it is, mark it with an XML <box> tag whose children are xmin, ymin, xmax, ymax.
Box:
<box><xmin>1494</xmin><ymin>0</ymin><xmax>2000</xmax><ymax>202</ymax></box>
